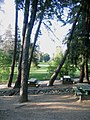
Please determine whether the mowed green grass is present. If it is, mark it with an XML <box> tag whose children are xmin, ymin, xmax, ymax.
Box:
<box><xmin>0</xmin><ymin>62</ymin><xmax>50</xmax><ymax>83</ymax></box>
<box><xmin>0</xmin><ymin>62</ymin><xmax>81</xmax><ymax>83</ymax></box>
<box><xmin>29</xmin><ymin>62</ymin><xmax>50</xmax><ymax>80</ymax></box>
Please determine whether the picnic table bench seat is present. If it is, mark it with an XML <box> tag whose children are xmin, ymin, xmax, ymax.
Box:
<box><xmin>73</xmin><ymin>86</ymin><xmax>82</xmax><ymax>96</ymax></box>
<box><xmin>73</xmin><ymin>84</ymin><xmax>90</xmax><ymax>101</ymax></box>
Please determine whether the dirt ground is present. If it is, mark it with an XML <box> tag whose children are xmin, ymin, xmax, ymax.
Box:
<box><xmin>0</xmin><ymin>81</ymin><xmax>90</xmax><ymax>120</ymax></box>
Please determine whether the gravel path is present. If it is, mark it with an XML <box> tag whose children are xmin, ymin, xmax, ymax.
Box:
<box><xmin>0</xmin><ymin>94</ymin><xmax>90</xmax><ymax>120</ymax></box>
<box><xmin>0</xmin><ymin>81</ymin><xmax>90</xmax><ymax>120</ymax></box>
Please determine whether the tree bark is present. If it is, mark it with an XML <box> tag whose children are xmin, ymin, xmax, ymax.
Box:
<box><xmin>19</xmin><ymin>0</ymin><xmax>38</xmax><ymax>103</ymax></box>
<box><xmin>84</xmin><ymin>58</ymin><xmax>89</xmax><ymax>82</ymax></box>
<box><xmin>14</xmin><ymin>0</ymin><xmax>30</xmax><ymax>89</ymax></box>
<box><xmin>28</xmin><ymin>0</ymin><xmax>51</xmax><ymax>78</ymax></box>
<box><xmin>28</xmin><ymin>19</ymin><xmax>42</xmax><ymax>78</ymax></box>
<box><xmin>49</xmin><ymin>7</ymin><xmax>82</xmax><ymax>86</ymax></box>
<box><xmin>8</xmin><ymin>2</ymin><xmax>18</xmax><ymax>87</ymax></box>
<box><xmin>83</xmin><ymin>7</ymin><xmax>90</xmax><ymax>83</ymax></box>
<box><xmin>79</xmin><ymin>58</ymin><xmax>85</xmax><ymax>83</ymax></box>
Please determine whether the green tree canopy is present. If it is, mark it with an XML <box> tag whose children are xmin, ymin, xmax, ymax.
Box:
<box><xmin>0</xmin><ymin>50</ymin><xmax>12</xmax><ymax>66</ymax></box>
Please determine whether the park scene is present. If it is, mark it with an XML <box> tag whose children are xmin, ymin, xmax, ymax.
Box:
<box><xmin>0</xmin><ymin>0</ymin><xmax>90</xmax><ymax>120</ymax></box>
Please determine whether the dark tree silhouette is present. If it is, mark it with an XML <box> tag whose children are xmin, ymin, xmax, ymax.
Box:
<box><xmin>49</xmin><ymin>7</ymin><xmax>82</xmax><ymax>86</ymax></box>
<box><xmin>19</xmin><ymin>0</ymin><xmax>38</xmax><ymax>102</ymax></box>
<box><xmin>14</xmin><ymin>0</ymin><xmax>30</xmax><ymax>89</ymax></box>
<box><xmin>8</xmin><ymin>1</ymin><xmax>18</xmax><ymax>87</ymax></box>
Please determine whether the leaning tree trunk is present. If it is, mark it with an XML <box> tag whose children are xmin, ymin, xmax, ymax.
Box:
<box><xmin>14</xmin><ymin>0</ymin><xmax>30</xmax><ymax>89</ymax></box>
<box><xmin>28</xmin><ymin>19</ymin><xmax>42</xmax><ymax>78</ymax></box>
<box><xmin>49</xmin><ymin>7</ymin><xmax>82</xmax><ymax>86</ymax></box>
<box><xmin>19</xmin><ymin>0</ymin><xmax>38</xmax><ymax>103</ymax></box>
<box><xmin>8</xmin><ymin>2</ymin><xmax>18</xmax><ymax>87</ymax></box>
<box><xmin>28</xmin><ymin>0</ymin><xmax>51</xmax><ymax>78</ymax></box>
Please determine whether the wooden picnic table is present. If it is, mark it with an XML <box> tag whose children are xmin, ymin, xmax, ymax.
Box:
<box><xmin>73</xmin><ymin>83</ymin><xmax>90</xmax><ymax>101</ymax></box>
<box><xmin>77</xmin><ymin>83</ymin><xmax>90</xmax><ymax>95</ymax></box>
<box><xmin>28</xmin><ymin>78</ymin><xmax>39</xmax><ymax>87</ymax></box>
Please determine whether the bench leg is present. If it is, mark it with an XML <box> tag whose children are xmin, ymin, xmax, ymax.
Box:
<box><xmin>79</xmin><ymin>95</ymin><xmax>82</xmax><ymax>101</ymax></box>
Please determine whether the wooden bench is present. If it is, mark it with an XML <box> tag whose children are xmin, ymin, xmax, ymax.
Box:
<box><xmin>73</xmin><ymin>86</ymin><xmax>82</xmax><ymax>96</ymax></box>
<box><xmin>73</xmin><ymin>84</ymin><xmax>90</xmax><ymax>101</ymax></box>
<box><xmin>73</xmin><ymin>86</ymin><xmax>83</xmax><ymax>101</ymax></box>
<box><xmin>78</xmin><ymin>84</ymin><xmax>90</xmax><ymax>95</ymax></box>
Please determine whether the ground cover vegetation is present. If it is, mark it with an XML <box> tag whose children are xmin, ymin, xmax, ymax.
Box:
<box><xmin>0</xmin><ymin>0</ymin><xmax>90</xmax><ymax>102</ymax></box>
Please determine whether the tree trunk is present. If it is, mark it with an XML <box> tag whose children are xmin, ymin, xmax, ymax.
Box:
<box><xmin>19</xmin><ymin>0</ymin><xmax>38</xmax><ymax>103</ymax></box>
<box><xmin>28</xmin><ymin>19</ymin><xmax>42</xmax><ymax>78</ymax></box>
<box><xmin>49</xmin><ymin>7</ymin><xmax>82</xmax><ymax>86</ymax></box>
<box><xmin>83</xmin><ymin>8</ymin><xmax>90</xmax><ymax>83</ymax></box>
<box><xmin>49</xmin><ymin>50</ymin><xmax>69</xmax><ymax>86</ymax></box>
<box><xmin>28</xmin><ymin>0</ymin><xmax>50</xmax><ymax>78</ymax></box>
<box><xmin>84</xmin><ymin>59</ymin><xmax>89</xmax><ymax>82</ymax></box>
<box><xmin>14</xmin><ymin>0</ymin><xmax>30</xmax><ymax>89</ymax></box>
<box><xmin>8</xmin><ymin>2</ymin><xmax>18</xmax><ymax>87</ymax></box>
<box><xmin>79</xmin><ymin>59</ymin><xmax>85</xmax><ymax>83</ymax></box>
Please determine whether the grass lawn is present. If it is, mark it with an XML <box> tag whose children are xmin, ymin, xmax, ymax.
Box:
<box><xmin>0</xmin><ymin>62</ymin><xmax>50</xmax><ymax>83</ymax></box>
<box><xmin>29</xmin><ymin>62</ymin><xmax>50</xmax><ymax>80</ymax></box>
<box><xmin>0</xmin><ymin>62</ymin><xmax>81</xmax><ymax>83</ymax></box>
